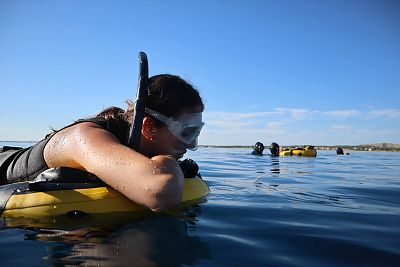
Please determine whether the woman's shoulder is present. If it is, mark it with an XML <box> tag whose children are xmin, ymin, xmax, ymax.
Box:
<box><xmin>50</xmin><ymin>117</ymin><xmax>129</xmax><ymax>145</ymax></box>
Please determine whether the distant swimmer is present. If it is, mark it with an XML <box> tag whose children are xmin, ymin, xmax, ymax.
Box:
<box><xmin>336</xmin><ymin>147</ymin><xmax>344</xmax><ymax>155</ymax></box>
<box><xmin>252</xmin><ymin>142</ymin><xmax>265</xmax><ymax>155</ymax></box>
<box><xmin>270</xmin><ymin>142</ymin><xmax>280</xmax><ymax>157</ymax></box>
<box><xmin>336</xmin><ymin>147</ymin><xmax>349</xmax><ymax>155</ymax></box>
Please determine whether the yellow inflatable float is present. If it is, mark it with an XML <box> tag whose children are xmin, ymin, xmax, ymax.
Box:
<box><xmin>279</xmin><ymin>146</ymin><xmax>317</xmax><ymax>157</ymax></box>
<box><xmin>0</xmin><ymin>167</ymin><xmax>210</xmax><ymax>219</ymax></box>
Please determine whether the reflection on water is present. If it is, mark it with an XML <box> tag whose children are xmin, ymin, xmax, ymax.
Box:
<box><xmin>270</xmin><ymin>157</ymin><xmax>280</xmax><ymax>174</ymax></box>
<box><xmin>25</xmin><ymin>212</ymin><xmax>210</xmax><ymax>266</ymax></box>
<box><xmin>16</xmin><ymin>206</ymin><xmax>210</xmax><ymax>266</ymax></box>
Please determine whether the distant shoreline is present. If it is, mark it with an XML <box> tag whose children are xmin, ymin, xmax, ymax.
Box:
<box><xmin>200</xmin><ymin>143</ymin><xmax>400</xmax><ymax>152</ymax></box>
<box><xmin>2</xmin><ymin>141</ymin><xmax>399</xmax><ymax>152</ymax></box>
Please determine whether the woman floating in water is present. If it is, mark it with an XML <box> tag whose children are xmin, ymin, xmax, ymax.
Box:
<box><xmin>0</xmin><ymin>74</ymin><xmax>205</xmax><ymax>212</ymax></box>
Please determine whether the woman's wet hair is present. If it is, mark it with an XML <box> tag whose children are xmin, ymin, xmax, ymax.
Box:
<box><xmin>145</xmin><ymin>74</ymin><xmax>204</xmax><ymax>117</ymax></box>
<box><xmin>96</xmin><ymin>74</ymin><xmax>204</xmax><ymax>137</ymax></box>
<box><xmin>96</xmin><ymin>106</ymin><xmax>127</xmax><ymax>121</ymax></box>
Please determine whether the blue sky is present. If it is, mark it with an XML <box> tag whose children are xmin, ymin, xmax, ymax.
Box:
<box><xmin>1</xmin><ymin>0</ymin><xmax>399</xmax><ymax>145</ymax></box>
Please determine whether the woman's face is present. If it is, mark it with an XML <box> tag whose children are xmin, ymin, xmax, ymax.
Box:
<box><xmin>154</xmin><ymin>124</ymin><xmax>188</xmax><ymax>160</ymax></box>
<box><xmin>144</xmin><ymin>106</ymin><xmax>203</xmax><ymax>160</ymax></box>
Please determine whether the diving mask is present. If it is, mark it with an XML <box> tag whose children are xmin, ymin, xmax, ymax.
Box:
<box><xmin>145</xmin><ymin>108</ymin><xmax>204</xmax><ymax>150</ymax></box>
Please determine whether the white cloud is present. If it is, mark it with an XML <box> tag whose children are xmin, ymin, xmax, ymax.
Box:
<box><xmin>366</xmin><ymin>109</ymin><xmax>400</xmax><ymax>119</ymax></box>
<box><xmin>322</xmin><ymin>110</ymin><xmax>361</xmax><ymax>118</ymax></box>
<box><xmin>266</xmin><ymin>121</ymin><xmax>288</xmax><ymax>129</ymax></box>
<box><xmin>274</xmin><ymin>108</ymin><xmax>318</xmax><ymax>120</ymax></box>
<box><xmin>203</xmin><ymin>111</ymin><xmax>279</xmax><ymax>130</ymax></box>
<box><xmin>329</xmin><ymin>124</ymin><xmax>354</xmax><ymax>130</ymax></box>
<box><xmin>204</xmin><ymin>111</ymin><xmax>278</xmax><ymax>120</ymax></box>
<box><xmin>241</xmin><ymin>105</ymin><xmax>261</xmax><ymax>112</ymax></box>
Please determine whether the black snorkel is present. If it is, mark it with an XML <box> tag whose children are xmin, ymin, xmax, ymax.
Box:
<box><xmin>128</xmin><ymin>52</ymin><xmax>149</xmax><ymax>150</ymax></box>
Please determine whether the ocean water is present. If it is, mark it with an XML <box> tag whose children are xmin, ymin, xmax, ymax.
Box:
<box><xmin>1</xmin><ymin>143</ymin><xmax>399</xmax><ymax>266</ymax></box>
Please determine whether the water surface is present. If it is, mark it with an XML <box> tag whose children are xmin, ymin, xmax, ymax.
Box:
<box><xmin>1</xmin><ymin>144</ymin><xmax>399</xmax><ymax>266</ymax></box>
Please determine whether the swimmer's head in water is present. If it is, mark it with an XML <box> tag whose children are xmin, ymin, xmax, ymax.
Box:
<box><xmin>336</xmin><ymin>147</ymin><xmax>344</xmax><ymax>155</ymax></box>
<box><xmin>253</xmin><ymin>142</ymin><xmax>265</xmax><ymax>155</ymax></box>
<box><xmin>270</xmin><ymin>142</ymin><xmax>280</xmax><ymax>157</ymax></box>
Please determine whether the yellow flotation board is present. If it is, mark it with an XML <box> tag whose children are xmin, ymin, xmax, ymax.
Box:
<box><xmin>1</xmin><ymin>167</ymin><xmax>210</xmax><ymax>218</ymax></box>
<box><xmin>279</xmin><ymin>146</ymin><xmax>317</xmax><ymax>157</ymax></box>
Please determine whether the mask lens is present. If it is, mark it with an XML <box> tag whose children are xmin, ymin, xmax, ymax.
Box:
<box><xmin>179</xmin><ymin>125</ymin><xmax>203</xmax><ymax>144</ymax></box>
<box><xmin>181</xmin><ymin>126</ymin><xmax>199</xmax><ymax>138</ymax></box>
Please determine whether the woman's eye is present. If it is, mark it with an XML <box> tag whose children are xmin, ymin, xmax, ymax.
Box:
<box><xmin>181</xmin><ymin>127</ymin><xmax>196</xmax><ymax>137</ymax></box>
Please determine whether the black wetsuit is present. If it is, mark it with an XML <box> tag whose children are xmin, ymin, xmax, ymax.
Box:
<box><xmin>0</xmin><ymin>117</ymin><xmax>129</xmax><ymax>185</ymax></box>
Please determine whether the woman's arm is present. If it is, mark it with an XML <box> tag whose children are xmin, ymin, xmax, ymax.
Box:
<box><xmin>44</xmin><ymin>122</ymin><xmax>184</xmax><ymax>212</ymax></box>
